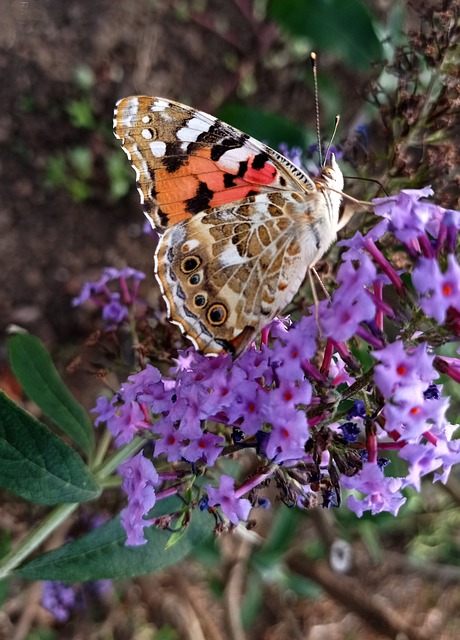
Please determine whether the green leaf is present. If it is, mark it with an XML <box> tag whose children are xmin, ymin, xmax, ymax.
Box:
<box><xmin>16</xmin><ymin>500</ymin><xmax>213</xmax><ymax>581</ymax></box>
<box><xmin>215</xmin><ymin>104</ymin><xmax>312</xmax><ymax>149</ymax></box>
<box><xmin>0</xmin><ymin>392</ymin><xmax>100</xmax><ymax>505</ymax></box>
<box><xmin>267</xmin><ymin>0</ymin><xmax>382</xmax><ymax>71</ymax></box>
<box><xmin>8</xmin><ymin>334</ymin><xmax>94</xmax><ymax>455</ymax></box>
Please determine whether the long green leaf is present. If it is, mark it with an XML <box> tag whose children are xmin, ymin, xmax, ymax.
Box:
<box><xmin>268</xmin><ymin>0</ymin><xmax>382</xmax><ymax>71</ymax></box>
<box><xmin>16</xmin><ymin>500</ymin><xmax>213</xmax><ymax>581</ymax></box>
<box><xmin>0</xmin><ymin>392</ymin><xmax>100</xmax><ymax>505</ymax></box>
<box><xmin>8</xmin><ymin>334</ymin><xmax>94</xmax><ymax>455</ymax></box>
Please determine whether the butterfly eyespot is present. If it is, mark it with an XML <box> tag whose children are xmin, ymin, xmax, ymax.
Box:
<box><xmin>194</xmin><ymin>294</ymin><xmax>207</xmax><ymax>307</ymax></box>
<box><xmin>181</xmin><ymin>256</ymin><xmax>202</xmax><ymax>273</ymax></box>
<box><xmin>189</xmin><ymin>273</ymin><xmax>201</xmax><ymax>285</ymax></box>
<box><xmin>207</xmin><ymin>303</ymin><xmax>227</xmax><ymax>326</ymax></box>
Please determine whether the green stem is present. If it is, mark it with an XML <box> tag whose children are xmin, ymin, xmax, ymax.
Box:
<box><xmin>0</xmin><ymin>503</ymin><xmax>78</xmax><ymax>580</ymax></box>
<box><xmin>93</xmin><ymin>436</ymin><xmax>145</xmax><ymax>480</ymax></box>
<box><xmin>92</xmin><ymin>428</ymin><xmax>114</xmax><ymax>469</ymax></box>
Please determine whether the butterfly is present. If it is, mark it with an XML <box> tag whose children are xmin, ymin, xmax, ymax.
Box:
<box><xmin>114</xmin><ymin>96</ymin><xmax>344</xmax><ymax>356</ymax></box>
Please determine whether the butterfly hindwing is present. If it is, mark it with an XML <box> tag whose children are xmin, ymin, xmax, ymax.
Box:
<box><xmin>154</xmin><ymin>191</ymin><xmax>324</xmax><ymax>355</ymax></box>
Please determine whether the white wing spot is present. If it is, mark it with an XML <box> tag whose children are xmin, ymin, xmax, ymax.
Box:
<box><xmin>217</xmin><ymin>147</ymin><xmax>252</xmax><ymax>172</ymax></box>
<box><xmin>141</xmin><ymin>115</ymin><xmax>151</xmax><ymax>124</ymax></box>
<box><xmin>150</xmin><ymin>140</ymin><xmax>166</xmax><ymax>157</ymax></box>
<box><xmin>177</xmin><ymin>116</ymin><xmax>210</xmax><ymax>142</ymax></box>
<box><xmin>151</xmin><ymin>99</ymin><xmax>169</xmax><ymax>112</ymax></box>
<box><xmin>141</xmin><ymin>128</ymin><xmax>153</xmax><ymax>140</ymax></box>
<box><xmin>181</xmin><ymin>239</ymin><xmax>200</xmax><ymax>252</ymax></box>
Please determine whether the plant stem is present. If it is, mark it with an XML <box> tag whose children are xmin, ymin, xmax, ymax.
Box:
<box><xmin>0</xmin><ymin>503</ymin><xmax>78</xmax><ymax>579</ymax></box>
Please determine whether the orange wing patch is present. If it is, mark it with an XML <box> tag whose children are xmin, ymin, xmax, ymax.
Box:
<box><xmin>153</xmin><ymin>148</ymin><xmax>282</xmax><ymax>223</ymax></box>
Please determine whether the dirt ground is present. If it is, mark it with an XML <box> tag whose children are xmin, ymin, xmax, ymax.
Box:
<box><xmin>1</xmin><ymin>1</ymin><xmax>459</xmax><ymax>639</ymax></box>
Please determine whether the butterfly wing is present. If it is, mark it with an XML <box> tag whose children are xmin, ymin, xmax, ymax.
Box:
<box><xmin>155</xmin><ymin>190</ymin><xmax>339</xmax><ymax>355</ymax></box>
<box><xmin>114</xmin><ymin>96</ymin><xmax>315</xmax><ymax>231</ymax></box>
<box><xmin>114</xmin><ymin>95</ymin><xmax>345</xmax><ymax>355</ymax></box>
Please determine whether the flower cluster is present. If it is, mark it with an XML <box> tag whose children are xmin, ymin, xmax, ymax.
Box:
<box><xmin>41</xmin><ymin>579</ymin><xmax>112</xmax><ymax>623</ymax></box>
<box><xmin>73</xmin><ymin>267</ymin><xmax>146</xmax><ymax>329</ymax></box>
<box><xmin>92</xmin><ymin>187</ymin><xmax>460</xmax><ymax>545</ymax></box>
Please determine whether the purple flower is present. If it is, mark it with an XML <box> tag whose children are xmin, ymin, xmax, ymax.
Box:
<box><xmin>373</xmin><ymin>186</ymin><xmax>435</xmax><ymax>244</ymax></box>
<box><xmin>265</xmin><ymin>408</ymin><xmax>309</xmax><ymax>462</ymax></box>
<box><xmin>92</xmin><ymin>395</ymin><xmax>116</xmax><ymax>426</ymax></box>
<box><xmin>347</xmin><ymin>400</ymin><xmax>366</xmax><ymax>419</ymax></box>
<box><xmin>372</xmin><ymin>341</ymin><xmax>435</xmax><ymax>399</ymax></box>
<box><xmin>42</xmin><ymin>581</ymin><xmax>79</xmax><ymax>622</ymax></box>
<box><xmin>206</xmin><ymin>475</ymin><xmax>251</xmax><ymax>525</ymax></box>
<box><xmin>278</xmin><ymin>144</ymin><xmax>304</xmax><ymax>168</ymax></box>
<box><xmin>432</xmin><ymin>433</ymin><xmax>460</xmax><ymax>484</ymax></box>
<box><xmin>119</xmin><ymin>451</ymin><xmax>160</xmax><ymax>545</ymax></box>
<box><xmin>271</xmin><ymin>314</ymin><xmax>317</xmax><ymax>381</ymax></box>
<box><xmin>123</xmin><ymin>363</ymin><xmax>164</xmax><ymax>404</ymax></box>
<box><xmin>320</xmin><ymin>289</ymin><xmax>376</xmax><ymax>342</ymax></box>
<box><xmin>107</xmin><ymin>401</ymin><xmax>150</xmax><ymax>446</ymax></box>
<box><xmin>72</xmin><ymin>267</ymin><xmax>146</xmax><ymax>328</ymax></box>
<box><xmin>101</xmin><ymin>293</ymin><xmax>129</xmax><ymax>325</ymax></box>
<box><xmin>181</xmin><ymin>431</ymin><xmax>225</xmax><ymax>466</ymax></box>
<box><xmin>153</xmin><ymin>420</ymin><xmax>185</xmax><ymax>462</ymax></box>
<box><xmin>382</xmin><ymin>394</ymin><xmax>449</xmax><ymax>442</ymax></box>
<box><xmin>399</xmin><ymin>442</ymin><xmax>446</xmax><ymax>492</ymax></box>
<box><xmin>329</xmin><ymin>354</ymin><xmax>355</xmax><ymax>386</ymax></box>
<box><xmin>338</xmin><ymin>422</ymin><xmax>361</xmax><ymax>443</ymax></box>
<box><xmin>319</xmin><ymin>250</ymin><xmax>379</xmax><ymax>341</ymax></box>
<box><xmin>412</xmin><ymin>255</ymin><xmax>460</xmax><ymax>323</ymax></box>
<box><xmin>341</xmin><ymin>463</ymin><xmax>405</xmax><ymax>517</ymax></box>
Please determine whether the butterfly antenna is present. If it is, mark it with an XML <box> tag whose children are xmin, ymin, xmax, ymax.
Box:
<box><xmin>310</xmin><ymin>52</ymin><xmax>323</xmax><ymax>167</ymax></box>
<box><xmin>342</xmin><ymin>175</ymin><xmax>390</xmax><ymax>196</ymax></box>
<box><xmin>324</xmin><ymin>115</ymin><xmax>340</xmax><ymax>162</ymax></box>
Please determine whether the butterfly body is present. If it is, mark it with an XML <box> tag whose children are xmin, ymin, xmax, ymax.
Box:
<box><xmin>114</xmin><ymin>96</ymin><xmax>344</xmax><ymax>355</ymax></box>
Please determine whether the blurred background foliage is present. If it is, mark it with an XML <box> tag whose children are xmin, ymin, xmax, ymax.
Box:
<box><xmin>0</xmin><ymin>0</ymin><xmax>459</xmax><ymax>638</ymax></box>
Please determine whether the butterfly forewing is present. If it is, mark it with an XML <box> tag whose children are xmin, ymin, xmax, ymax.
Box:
<box><xmin>114</xmin><ymin>96</ymin><xmax>313</xmax><ymax>230</ymax></box>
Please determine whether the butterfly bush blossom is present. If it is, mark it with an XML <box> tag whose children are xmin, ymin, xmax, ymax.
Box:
<box><xmin>73</xmin><ymin>266</ymin><xmax>146</xmax><ymax>328</ymax></box>
<box><xmin>91</xmin><ymin>186</ymin><xmax>460</xmax><ymax>545</ymax></box>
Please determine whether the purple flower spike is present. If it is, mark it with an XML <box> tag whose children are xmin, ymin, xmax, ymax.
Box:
<box><xmin>88</xmin><ymin>177</ymin><xmax>460</xmax><ymax>537</ymax></box>
<box><xmin>119</xmin><ymin>451</ymin><xmax>160</xmax><ymax>546</ymax></box>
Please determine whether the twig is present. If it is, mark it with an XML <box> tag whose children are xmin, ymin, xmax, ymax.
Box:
<box><xmin>224</xmin><ymin>536</ymin><xmax>255</xmax><ymax>640</ymax></box>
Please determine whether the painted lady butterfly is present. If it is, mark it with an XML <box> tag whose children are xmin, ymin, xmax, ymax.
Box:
<box><xmin>114</xmin><ymin>96</ymin><xmax>344</xmax><ymax>356</ymax></box>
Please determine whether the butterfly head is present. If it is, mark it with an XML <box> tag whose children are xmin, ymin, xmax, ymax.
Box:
<box><xmin>319</xmin><ymin>153</ymin><xmax>344</xmax><ymax>193</ymax></box>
